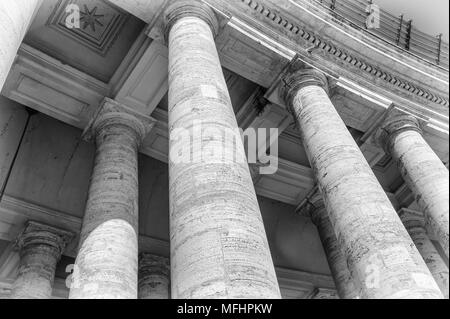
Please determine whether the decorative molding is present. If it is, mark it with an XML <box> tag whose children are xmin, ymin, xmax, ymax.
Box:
<box><xmin>82</xmin><ymin>97</ymin><xmax>156</xmax><ymax>144</ymax></box>
<box><xmin>280</xmin><ymin>66</ymin><xmax>330</xmax><ymax>111</ymax></box>
<box><xmin>239</xmin><ymin>0</ymin><xmax>449</xmax><ymax>108</ymax></box>
<box><xmin>374</xmin><ymin>108</ymin><xmax>423</xmax><ymax>155</ymax></box>
<box><xmin>47</xmin><ymin>0</ymin><xmax>129</xmax><ymax>56</ymax></box>
<box><xmin>4</xmin><ymin>26</ymin><xmax>446</xmax><ymax>207</ymax></box>
<box><xmin>361</xmin><ymin>105</ymin><xmax>448</xmax><ymax>164</ymax></box>
<box><xmin>14</xmin><ymin>221</ymin><xmax>74</xmax><ymax>260</ymax></box>
<box><xmin>163</xmin><ymin>0</ymin><xmax>220</xmax><ymax>40</ymax></box>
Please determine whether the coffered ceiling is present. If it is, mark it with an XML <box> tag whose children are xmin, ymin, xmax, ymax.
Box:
<box><xmin>24</xmin><ymin>0</ymin><xmax>145</xmax><ymax>82</ymax></box>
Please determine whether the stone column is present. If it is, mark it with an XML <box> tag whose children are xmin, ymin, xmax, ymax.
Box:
<box><xmin>281</xmin><ymin>67</ymin><xmax>443</xmax><ymax>299</ymax></box>
<box><xmin>298</xmin><ymin>189</ymin><xmax>359</xmax><ymax>299</ymax></box>
<box><xmin>398</xmin><ymin>208</ymin><xmax>449</xmax><ymax>298</ymax></box>
<box><xmin>165</xmin><ymin>0</ymin><xmax>280</xmax><ymax>298</ymax></box>
<box><xmin>0</xmin><ymin>0</ymin><xmax>41</xmax><ymax>90</ymax></box>
<box><xmin>10</xmin><ymin>221</ymin><xmax>73</xmax><ymax>299</ymax></box>
<box><xmin>138</xmin><ymin>253</ymin><xmax>170</xmax><ymax>299</ymax></box>
<box><xmin>68</xmin><ymin>98</ymin><xmax>155</xmax><ymax>299</ymax></box>
<box><xmin>378</xmin><ymin>111</ymin><xmax>449</xmax><ymax>257</ymax></box>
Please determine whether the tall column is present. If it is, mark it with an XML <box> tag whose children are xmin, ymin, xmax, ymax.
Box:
<box><xmin>378</xmin><ymin>111</ymin><xmax>449</xmax><ymax>257</ymax></box>
<box><xmin>280</xmin><ymin>67</ymin><xmax>443</xmax><ymax>298</ymax></box>
<box><xmin>10</xmin><ymin>221</ymin><xmax>73</xmax><ymax>299</ymax></box>
<box><xmin>0</xmin><ymin>0</ymin><xmax>40</xmax><ymax>90</ymax></box>
<box><xmin>298</xmin><ymin>189</ymin><xmax>359</xmax><ymax>299</ymax></box>
<box><xmin>398</xmin><ymin>208</ymin><xmax>449</xmax><ymax>298</ymax></box>
<box><xmin>69</xmin><ymin>98</ymin><xmax>154</xmax><ymax>299</ymax></box>
<box><xmin>138</xmin><ymin>253</ymin><xmax>170</xmax><ymax>299</ymax></box>
<box><xmin>165</xmin><ymin>0</ymin><xmax>280</xmax><ymax>298</ymax></box>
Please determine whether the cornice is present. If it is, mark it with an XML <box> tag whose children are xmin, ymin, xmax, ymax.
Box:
<box><xmin>238</xmin><ymin>0</ymin><xmax>449</xmax><ymax>109</ymax></box>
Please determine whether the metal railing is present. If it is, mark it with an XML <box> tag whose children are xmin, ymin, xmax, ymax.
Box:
<box><xmin>313</xmin><ymin>0</ymin><xmax>449</xmax><ymax>69</ymax></box>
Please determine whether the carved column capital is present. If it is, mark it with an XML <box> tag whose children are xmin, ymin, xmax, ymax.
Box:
<box><xmin>376</xmin><ymin>110</ymin><xmax>423</xmax><ymax>155</ymax></box>
<box><xmin>139</xmin><ymin>253</ymin><xmax>170</xmax><ymax>276</ymax></box>
<box><xmin>15</xmin><ymin>221</ymin><xmax>74</xmax><ymax>260</ymax></box>
<box><xmin>398</xmin><ymin>208</ymin><xmax>426</xmax><ymax>232</ymax></box>
<box><xmin>280</xmin><ymin>67</ymin><xmax>329</xmax><ymax>115</ymax></box>
<box><xmin>163</xmin><ymin>0</ymin><xmax>219</xmax><ymax>41</ymax></box>
<box><xmin>297</xmin><ymin>187</ymin><xmax>327</xmax><ymax>226</ymax></box>
<box><xmin>83</xmin><ymin>98</ymin><xmax>155</xmax><ymax>146</ymax></box>
<box><xmin>138</xmin><ymin>253</ymin><xmax>170</xmax><ymax>299</ymax></box>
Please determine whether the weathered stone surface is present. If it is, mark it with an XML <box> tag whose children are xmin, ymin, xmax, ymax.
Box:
<box><xmin>281</xmin><ymin>67</ymin><xmax>443</xmax><ymax>299</ymax></box>
<box><xmin>398</xmin><ymin>209</ymin><xmax>449</xmax><ymax>299</ymax></box>
<box><xmin>298</xmin><ymin>189</ymin><xmax>359</xmax><ymax>299</ymax></box>
<box><xmin>0</xmin><ymin>0</ymin><xmax>40</xmax><ymax>90</ymax></box>
<box><xmin>378</xmin><ymin>112</ymin><xmax>449</xmax><ymax>257</ymax></box>
<box><xmin>166</xmin><ymin>0</ymin><xmax>281</xmax><ymax>298</ymax></box>
<box><xmin>69</xmin><ymin>98</ymin><xmax>155</xmax><ymax>299</ymax></box>
<box><xmin>10</xmin><ymin>221</ymin><xmax>73</xmax><ymax>299</ymax></box>
<box><xmin>0</xmin><ymin>97</ymin><xmax>29</xmax><ymax>191</ymax></box>
<box><xmin>138</xmin><ymin>253</ymin><xmax>170</xmax><ymax>299</ymax></box>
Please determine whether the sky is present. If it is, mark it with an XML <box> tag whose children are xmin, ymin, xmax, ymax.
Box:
<box><xmin>373</xmin><ymin>0</ymin><xmax>449</xmax><ymax>41</ymax></box>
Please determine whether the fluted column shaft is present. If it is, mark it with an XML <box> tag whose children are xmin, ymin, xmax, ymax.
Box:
<box><xmin>399</xmin><ymin>209</ymin><xmax>449</xmax><ymax>298</ymax></box>
<box><xmin>300</xmin><ymin>191</ymin><xmax>358</xmax><ymax>299</ymax></box>
<box><xmin>0</xmin><ymin>0</ymin><xmax>40</xmax><ymax>90</ymax></box>
<box><xmin>166</xmin><ymin>1</ymin><xmax>280</xmax><ymax>298</ymax></box>
<box><xmin>138</xmin><ymin>253</ymin><xmax>170</xmax><ymax>299</ymax></box>
<box><xmin>10</xmin><ymin>221</ymin><xmax>73</xmax><ymax>299</ymax></box>
<box><xmin>281</xmin><ymin>67</ymin><xmax>443</xmax><ymax>299</ymax></box>
<box><xmin>379</xmin><ymin>113</ymin><xmax>449</xmax><ymax>257</ymax></box>
<box><xmin>69</xmin><ymin>99</ymin><xmax>154</xmax><ymax>299</ymax></box>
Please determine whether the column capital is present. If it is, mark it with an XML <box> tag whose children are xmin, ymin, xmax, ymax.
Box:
<box><xmin>138</xmin><ymin>253</ymin><xmax>170</xmax><ymax>299</ymax></box>
<box><xmin>83</xmin><ymin>98</ymin><xmax>156</xmax><ymax>145</ymax></box>
<box><xmin>376</xmin><ymin>109</ymin><xmax>423</xmax><ymax>155</ymax></box>
<box><xmin>15</xmin><ymin>221</ymin><xmax>74</xmax><ymax>259</ymax></box>
<box><xmin>398</xmin><ymin>208</ymin><xmax>426</xmax><ymax>231</ymax></box>
<box><xmin>163</xmin><ymin>0</ymin><xmax>219</xmax><ymax>41</ymax></box>
<box><xmin>139</xmin><ymin>253</ymin><xmax>170</xmax><ymax>275</ymax></box>
<box><xmin>296</xmin><ymin>187</ymin><xmax>327</xmax><ymax>226</ymax></box>
<box><xmin>280</xmin><ymin>67</ymin><xmax>329</xmax><ymax>114</ymax></box>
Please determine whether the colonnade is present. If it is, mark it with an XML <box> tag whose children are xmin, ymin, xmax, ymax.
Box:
<box><xmin>3</xmin><ymin>0</ymin><xmax>448</xmax><ymax>299</ymax></box>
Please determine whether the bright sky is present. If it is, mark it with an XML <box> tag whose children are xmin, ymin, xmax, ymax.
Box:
<box><xmin>374</xmin><ymin>0</ymin><xmax>449</xmax><ymax>41</ymax></box>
